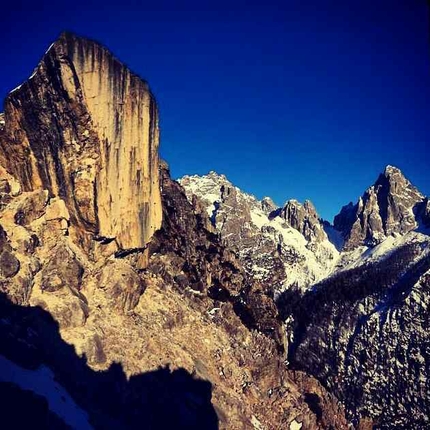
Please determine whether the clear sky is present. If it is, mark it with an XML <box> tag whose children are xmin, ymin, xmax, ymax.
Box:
<box><xmin>1</xmin><ymin>0</ymin><xmax>429</xmax><ymax>221</ymax></box>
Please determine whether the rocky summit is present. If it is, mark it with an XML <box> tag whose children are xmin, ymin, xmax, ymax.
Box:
<box><xmin>334</xmin><ymin>165</ymin><xmax>426</xmax><ymax>250</ymax></box>
<box><xmin>0</xmin><ymin>32</ymin><xmax>429</xmax><ymax>430</ymax></box>
<box><xmin>179</xmin><ymin>172</ymin><xmax>339</xmax><ymax>291</ymax></box>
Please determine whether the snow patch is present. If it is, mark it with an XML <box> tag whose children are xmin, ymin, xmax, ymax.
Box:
<box><xmin>45</xmin><ymin>42</ymin><xmax>55</xmax><ymax>55</ymax></box>
<box><xmin>9</xmin><ymin>83</ymin><xmax>23</xmax><ymax>94</ymax></box>
<box><xmin>290</xmin><ymin>419</ymin><xmax>303</xmax><ymax>430</ymax></box>
<box><xmin>0</xmin><ymin>354</ymin><xmax>92</xmax><ymax>429</ymax></box>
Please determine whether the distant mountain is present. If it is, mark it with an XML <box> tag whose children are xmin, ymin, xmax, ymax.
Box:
<box><xmin>179</xmin><ymin>172</ymin><xmax>339</xmax><ymax>291</ymax></box>
<box><xmin>277</xmin><ymin>168</ymin><xmax>430</xmax><ymax>428</ymax></box>
<box><xmin>180</xmin><ymin>166</ymin><xmax>429</xmax><ymax>292</ymax></box>
<box><xmin>180</xmin><ymin>167</ymin><xmax>430</xmax><ymax>428</ymax></box>
<box><xmin>334</xmin><ymin>165</ymin><xmax>427</xmax><ymax>250</ymax></box>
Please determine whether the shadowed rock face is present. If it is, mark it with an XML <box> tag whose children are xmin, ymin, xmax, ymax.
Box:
<box><xmin>334</xmin><ymin>166</ymin><xmax>425</xmax><ymax>250</ymax></box>
<box><xmin>0</xmin><ymin>32</ymin><xmax>161</xmax><ymax>251</ymax></box>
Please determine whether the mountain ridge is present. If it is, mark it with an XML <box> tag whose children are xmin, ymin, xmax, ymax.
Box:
<box><xmin>180</xmin><ymin>165</ymin><xmax>429</xmax><ymax>290</ymax></box>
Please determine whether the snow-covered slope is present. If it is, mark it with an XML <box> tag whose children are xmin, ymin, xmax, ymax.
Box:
<box><xmin>336</xmin><ymin>230</ymin><xmax>430</xmax><ymax>273</ymax></box>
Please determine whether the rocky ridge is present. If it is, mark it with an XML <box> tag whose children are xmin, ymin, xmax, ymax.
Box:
<box><xmin>180</xmin><ymin>167</ymin><xmax>429</xmax><ymax>290</ymax></box>
<box><xmin>180</xmin><ymin>168</ymin><xmax>430</xmax><ymax>428</ymax></box>
<box><xmin>282</xmin><ymin>233</ymin><xmax>430</xmax><ymax>428</ymax></box>
<box><xmin>179</xmin><ymin>172</ymin><xmax>339</xmax><ymax>291</ymax></box>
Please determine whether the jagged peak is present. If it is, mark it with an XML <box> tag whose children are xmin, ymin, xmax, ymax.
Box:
<box><xmin>181</xmin><ymin>171</ymin><xmax>229</xmax><ymax>184</ymax></box>
<box><xmin>261</xmin><ymin>196</ymin><xmax>277</xmax><ymax>207</ymax></box>
<box><xmin>284</xmin><ymin>198</ymin><xmax>301</xmax><ymax>207</ymax></box>
<box><xmin>283</xmin><ymin>198</ymin><xmax>318</xmax><ymax>215</ymax></box>
<box><xmin>358</xmin><ymin>165</ymin><xmax>424</xmax><ymax>202</ymax></box>
<box><xmin>261</xmin><ymin>196</ymin><xmax>277</xmax><ymax>214</ymax></box>
<box><xmin>303</xmin><ymin>199</ymin><xmax>316</xmax><ymax>210</ymax></box>
<box><xmin>383</xmin><ymin>164</ymin><xmax>402</xmax><ymax>176</ymax></box>
<box><xmin>207</xmin><ymin>170</ymin><xmax>227</xmax><ymax>180</ymax></box>
<box><xmin>334</xmin><ymin>165</ymin><xmax>426</xmax><ymax>249</ymax></box>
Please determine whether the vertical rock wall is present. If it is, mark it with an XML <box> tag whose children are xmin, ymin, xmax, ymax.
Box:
<box><xmin>0</xmin><ymin>32</ymin><xmax>161</xmax><ymax>250</ymax></box>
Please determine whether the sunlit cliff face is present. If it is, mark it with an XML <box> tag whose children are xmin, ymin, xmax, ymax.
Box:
<box><xmin>0</xmin><ymin>32</ymin><xmax>162</xmax><ymax>252</ymax></box>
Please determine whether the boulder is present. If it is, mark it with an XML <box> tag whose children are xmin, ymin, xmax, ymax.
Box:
<box><xmin>41</xmin><ymin>243</ymin><xmax>84</xmax><ymax>292</ymax></box>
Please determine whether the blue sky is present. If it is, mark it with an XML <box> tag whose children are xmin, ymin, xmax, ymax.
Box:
<box><xmin>1</xmin><ymin>0</ymin><xmax>429</xmax><ymax>221</ymax></box>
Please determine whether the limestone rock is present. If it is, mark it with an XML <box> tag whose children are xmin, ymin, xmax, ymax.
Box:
<box><xmin>0</xmin><ymin>250</ymin><xmax>20</xmax><ymax>278</ymax></box>
<box><xmin>0</xmin><ymin>32</ymin><xmax>162</xmax><ymax>253</ymax></box>
<box><xmin>7</xmin><ymin>225</ymin><xmax>39</xmax><ymax>255</ymax></box>
<box><xmin>13</xmin><ymin>190</ymin><xmax>49</xmax><ymax>226</ymax></box>
<box><xmin>261</xmin><ymin>196</ymin><xmax>277</xmax><ymax>215</ymax></box>
<box><xmin>32</xmin><ymin>291</ymin><xmax>88</xmax><ymax>329</ymax></box>
<box><xmin>45</xmin><ymin>198</ymin><xmax>69</xmax><ymax>222</ymax></box>
<box><xmin>85</xmin><ymin>334</ymin><xmax>107</xmax><ymax>365</ymax></box>
<box><xmin>0</xmin><ymin>165</ymin><xmax>21</xmax><ymax>210</ymax></box>
<box><xmin>0</xmin><ymin>225</ymin><xmax>20</xmax><ymax>278</ymax></box>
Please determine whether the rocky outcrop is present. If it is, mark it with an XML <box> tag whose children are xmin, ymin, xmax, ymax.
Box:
<box><xmin>334</xmin><ymin>166</ymin><xmax>425</xmax><ymax>250</ymax></box>
<box><xmin>0</xmin><ymin>226</ymin><xmax>20</xmax><ymax>278</ymax></box>
<box><xmin>0</xmin><ymin>158</ymin><xmax>348</xmax><ymax>429</ymax></box>
<box><xmin>0</xmin><ymin>32</ymin><xmax>161</xmax><ymax>254</ymax></box>
<box><xmin>279</xmin><ymin>199</ymin><xmax>326</xmax><ymax>244</ymax></box>
<box><xmin>261</xmin><ymin>196</ymin><xmax>277</xmax><ymax>215</ymax></box>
